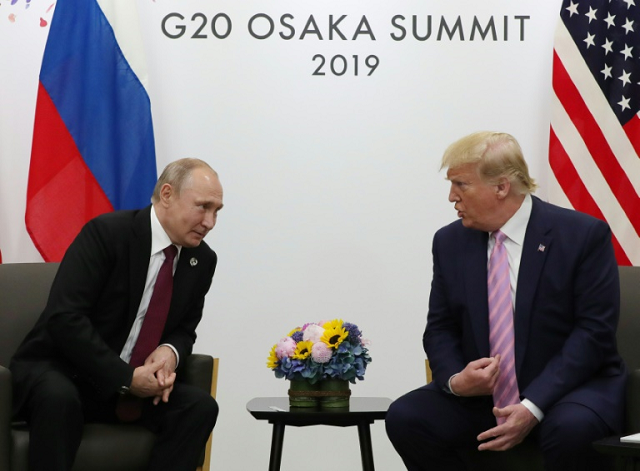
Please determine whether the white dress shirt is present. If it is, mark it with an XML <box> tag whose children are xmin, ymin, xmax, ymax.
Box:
<box><xmin>120</xmin><ymin>206</ymin><xmax>181</xmax><ymax>367</ymax></box>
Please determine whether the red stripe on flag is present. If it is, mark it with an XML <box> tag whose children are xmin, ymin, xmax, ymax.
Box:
<box><xmin>622</xmin><ymin>114</ymin><xmax>640</xmax><ymax>159</ymax></box>
<box><xmin>549</xmin><ymin>127</ymin><xmax>632</xmax><ymax>266</ymax></box>
<box><xmin>26</xmin><ymin>83</ymin><xmax>113</xmax><ymax>262</ymax></box>
<box><xmin>552</xmin><ymin>51</ymin><xmax>640</xmax><ymax>238</ymax></box>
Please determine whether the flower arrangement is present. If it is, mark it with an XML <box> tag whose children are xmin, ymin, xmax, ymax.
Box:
<box><xmin>267</xmin><ymin>319</ymin><xmax>371</xmax><ymax>384</ymax></box>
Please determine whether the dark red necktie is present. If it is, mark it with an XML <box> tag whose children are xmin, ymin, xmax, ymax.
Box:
<box><xmin>129</xmin><ymin>244</ymin><xmax>178</xmax><ymax>368</ymax></box>
<box><xmin>117</xmin><ymin>245</ymin><xmax>177</xmax><ymax>422</ymax></box>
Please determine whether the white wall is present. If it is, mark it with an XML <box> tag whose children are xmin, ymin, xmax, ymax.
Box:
<box><xmin>1</xmin><ymin>0</ymin><xmax>562</xmax><ymax>469</ymax></box>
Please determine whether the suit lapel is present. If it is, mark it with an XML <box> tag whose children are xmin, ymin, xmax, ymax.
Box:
<box><xmin>514</xmin><ymin>196</ymin><xmax>552</xmax><ymax>375</ymax></box>
<box><xmin>463</xmin><ymin>229</ymin><xmax>492</xmax><ymax>357</ymax></box>
<box><xmin>128</xmin><ymin>206</ymin><xmax>153</xmax><ymax>323</ymax></box>
<box><xmin>171</xmin><ymin>248</ymin><xmax>199</xmax><ymax>313</ymax></box>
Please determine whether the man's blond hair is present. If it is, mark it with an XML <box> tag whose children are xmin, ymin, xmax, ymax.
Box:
<box><xmin>440</xmin><ymin>131</ymin><xmax>537</xmax><ymax>194</ymax></box>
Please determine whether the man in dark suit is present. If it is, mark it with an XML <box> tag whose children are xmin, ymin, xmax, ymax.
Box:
<box><xmin>385</xmin><ymin>132</ymin><xmax>626</xmax><ymax>470</ymax></box>
<box><xmin>11</xmin><ymin>158</ymin><xmax>224</xmax><ymax>471</ymax></box>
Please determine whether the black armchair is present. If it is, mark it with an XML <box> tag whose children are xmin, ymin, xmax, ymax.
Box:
<box><xmin>424</xmin><ymin>265</ymin><xmax>640</xmax><ymax>470</ymax></box>
<box><xmin>0</xmin><ymin>263</ymin><xmax>219</xmax><ymax>471</ymax></box>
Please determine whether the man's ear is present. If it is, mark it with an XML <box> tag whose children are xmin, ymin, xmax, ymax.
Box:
<box><xmin>159</xmin><ymin>183</ymin><xmax>173</xmax><ymax>207</ymax></box>
<box><xmin>495</xmin><ymin>178</ymin><xmax>511</xmax><ymax>200</ymax></box>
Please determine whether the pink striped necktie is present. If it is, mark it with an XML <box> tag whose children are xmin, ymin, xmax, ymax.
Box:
<box><xmin>488</xmin><ymin>230</ymin><xmax>520</xmax><ymax>424</ymax></box>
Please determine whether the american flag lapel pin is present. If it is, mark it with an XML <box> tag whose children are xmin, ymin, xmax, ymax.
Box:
<box><xmin>190</xmin><ymin>257</ymin><xmax>198</xmax><ymax>267</ymax></box>
<box><xmin>538</xmin><ymin>244</ymin><xmax>546</xmax><ymax>252</ymax></box>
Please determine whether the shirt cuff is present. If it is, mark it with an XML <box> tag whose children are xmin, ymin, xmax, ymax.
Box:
<box><xmin>160</xmin><ymin>343</ymin><xmax>180</xmax><ymax>368</ymax></box>
<box><xmin>521</xmin><ymin>398</ymin><xmax>544</xmax><ymax>422</ymax></box>
<box><xmin>446</xmin><ymin>373</ymin><xmax>460</xmax><ymax>396</ymax></box>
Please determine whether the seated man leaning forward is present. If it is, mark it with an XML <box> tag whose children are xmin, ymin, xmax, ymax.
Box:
<box><xmin>385</xmin><ymin>131</ymin><xmax>626</xmax><ymax>471</ymax></box>
<box><xmin>10</xmin><ymin>158</ymin><xmax>224</xmax><ymax>471</ymax></box>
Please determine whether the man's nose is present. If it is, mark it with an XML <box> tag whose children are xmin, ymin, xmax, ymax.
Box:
<box><xmin>202</xmin><ymin>211</ymin><xmax>216</xmax><ymax>230</ymax></box>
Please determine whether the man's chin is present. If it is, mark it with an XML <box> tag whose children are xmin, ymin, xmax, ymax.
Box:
<box><xmin>460</xmin><ymin>218</ymin><xmax>475</xmax><ymax>229</ymax></box>
<box><xmin>182</xmin><ymin>235</ymin><xmax>204</xmax><ymax>248</ymax></box>
<box><xmin>187</xmin><ymin>234</ymin><xmax>204</xmax><ymax>249</ymax></box>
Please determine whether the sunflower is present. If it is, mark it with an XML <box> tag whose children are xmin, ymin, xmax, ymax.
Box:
<box><xmin>323</xmin><ymin>319</ymin><xmax>344</xmax><ymax>330</ymax></box>
<box><xmin>321</xmin><ymin>321</ymin><xmax>348</xmax><ymax>349</ymax></box>
<box><xmin>292</xmin><ymin>340</ymin><xmax>314</xmax><ymax>360</ymax></box>
<box><xmin>266</xmin><ymin>344</ymin><xmax>279</xmax><ymax>369</ymax></box>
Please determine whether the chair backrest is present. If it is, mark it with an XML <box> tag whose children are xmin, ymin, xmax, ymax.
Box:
<box><xmin>617</xmin><ymin>266</ymin><xmax>640</xmax><ymax>371</ymax></box>
<box><xmin>0</xmin><ymin>263</ymin><xmax>59</xmax><ymax>367</ymax></box>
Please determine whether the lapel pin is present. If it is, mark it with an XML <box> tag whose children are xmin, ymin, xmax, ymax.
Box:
<box><xmin>538</xmin><ymin>244</ymin><xmax>546</xmax><ymax>252</ymax></box>
<box><xmin>190</xmin><ymin>257</ymin><xmax>198</xmax><ymax>267</ymax></box>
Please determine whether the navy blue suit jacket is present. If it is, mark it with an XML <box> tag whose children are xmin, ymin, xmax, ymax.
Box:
<box><xmin>423</xmin><ymin>196</ymin><xmax>626</xmax><ymax>431</ymax></box>
<box><xmin>11</xmin><ymin>205</ymin><xmax>217</xmax><ymax>413</ymax></box>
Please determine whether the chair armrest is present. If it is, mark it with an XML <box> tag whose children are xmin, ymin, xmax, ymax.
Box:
<box><xmin>0</xmin><ymin>365</ymin><xmax>12</xmax><ymax>471</ymax></box>
<box><xmin>625</xmin><ymin>369</ymin><xmax>640</xmax><ymax>433</ymax></box>
<box><xmin>179</xmin><ymin>354</ymin><xmax>219</xmax><ymax>471</ymax></box>
<box><xmin>179</xmin><ymin>354</ymin><xmax>219</xmax><ymax>398</ymax></box>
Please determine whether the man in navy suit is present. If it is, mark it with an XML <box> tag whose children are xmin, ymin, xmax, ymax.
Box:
<box><xmin>11</xmin><ymin>158</ymin><xmax>224</xmax><ymax>471</ymax></box>
<box><xmin>385</xmin><ymin>132</ymin><xmax>626</xmax><ymax>470</ymax></box>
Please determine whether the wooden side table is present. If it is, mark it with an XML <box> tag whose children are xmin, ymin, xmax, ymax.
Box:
<box><xmin>247</xmin><ymin>396</ymin><xmax>392</xmax><ymax>471</ymax></box>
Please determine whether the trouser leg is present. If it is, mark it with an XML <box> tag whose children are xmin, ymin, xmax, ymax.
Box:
<box><xmin>538</xmin><ymin>402</ymin><xmax>614</xmax><ymax>471</ymax></box>
<box><xmin>385</xmin><ymin>383</ymin><xmax>495</xmax><ymax>471</ymax></box>
<box><xmin>140</xmin><ymin>382</ymin><xmax>218</xmax><ymax>471</ymax></box>
<box><xmin>23</xmin><ymin>370</ymin><xmax>84</xmax><ymax>471</ymax></box>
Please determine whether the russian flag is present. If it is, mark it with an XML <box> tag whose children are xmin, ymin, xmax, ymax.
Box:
<box><xmin>26</xmin><ymin>0</ymin><xmax>157</xmax><ymax>262</ymax></box>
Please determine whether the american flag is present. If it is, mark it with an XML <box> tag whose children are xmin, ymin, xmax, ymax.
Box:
<box><xmin>549</xmin><ymin>0</ymin><xmax>640</xmax><ymax>266</ymax></box>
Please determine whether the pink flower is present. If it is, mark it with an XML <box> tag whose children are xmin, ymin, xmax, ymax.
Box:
<box><xmin>303</xmin><ymin>324</ymin><xmax>325</xmax><ymax>343</ymax></box>
<box><xmin>275</xmin><ymin>337</ymin><xmax>296</xmax><ymax>359</ymax></box>
<box><xmin>311</xmin><ymin>342</ymin><xmax>332</xmax><ymax>363</ymax></box>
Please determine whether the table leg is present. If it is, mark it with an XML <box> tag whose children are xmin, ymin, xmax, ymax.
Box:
<box><xmin>268</xmin><ymin>423</ymin><xmax>285</xmax><ymax>471</ymax></box>
<box><xmin>357</xmin><ymin>422</ymin><xmax>375</xmax><ymax>471</ymax></box>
